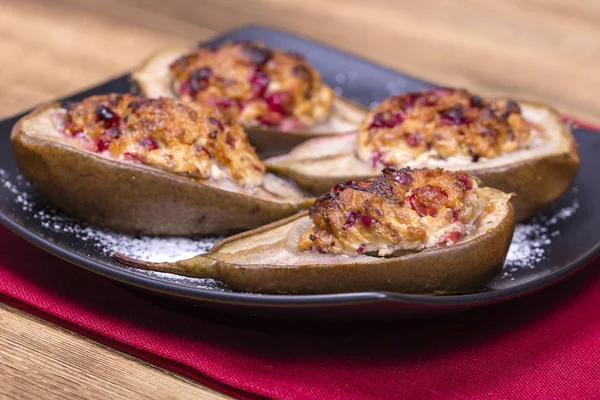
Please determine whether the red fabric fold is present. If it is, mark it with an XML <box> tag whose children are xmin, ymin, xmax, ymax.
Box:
<box><xmin>1</xmin><ymin>224</ymin><xmax>600</xmax><ymax>399</ymax></box>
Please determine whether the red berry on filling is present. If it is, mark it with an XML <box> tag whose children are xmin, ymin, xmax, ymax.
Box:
<box><xmin>250</xmin><ymin>70</ymin><xmax>270</xmax><ymax>98</ymax></box>
<box><xmin>139</xmin><ymin>137</ymin><xmax>159</xmax><ymax>150</ymax></box>
<box><xmin>357</xmin><ymin>246</ymin><xmax>365</xmax><ymax>254</ymax></box>
<box><xmin>96</xmin><ymin>139</ymin><xmax>110</xmax><ymax>153</ymax></box>
<box><xmin>207</xmin><ymin>117</ymin><xmax>224</xmax><ymax>131</ymax></box>
<box><xmin>439</xmin><ymin>106</ymin><xmax>470</xmax><ymax>126</ymax></box>
<box><xmin>391</xmin><ymin>169</ymin><xmax>414</xmax><ymax>185</ymax></box>
<box><xmin>226</xmin><ymin>134</ymin><xmax>235</xmax><ymax>148</ymax></box>
<box><xmin>361</xmin><ymin>216</ymin><xmax>373</xmax><ymax>227</ymax></box>
<box><xmin>95</xmin><ymin>105</ymin><xmax>120</xmax><ymax>128</ymax></box>
<box><xmin>457</xmin><ymin>174</ymin><xmax>473</xmax><ymax>190</ymax></box>
<box><xmin>405</xmin><ymin>132</ymin><xmax>422</xmax><ymax>147</ymax></box>
<box><xmin>343</xmin><ymin>210</ymin><xmax>359</xmax><ymax>230</ymax></box>
<box><xmin>266</xmin><ymin>91</ymin><xmax>293</xmax><ymax>115</ymax></box>
<box><xmin>368</xmin><ymin>110</ymin><xmax>404</xmax><ymax>129</ymax></box>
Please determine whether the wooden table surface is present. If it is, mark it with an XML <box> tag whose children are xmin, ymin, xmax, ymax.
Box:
<box><xmin>1</xmin><ymin>0</ymin><xmax>598</xmax><ymax>398</ymax></box>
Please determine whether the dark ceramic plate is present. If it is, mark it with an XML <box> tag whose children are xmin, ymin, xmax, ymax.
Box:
<box><xmin>0</xmin><ymin>26</ymin><xmax>599</xmax><ymax>319</ymax></box>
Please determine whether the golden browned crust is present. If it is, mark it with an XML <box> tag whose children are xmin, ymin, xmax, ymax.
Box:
<box><xmin>298</xmin><ymin>168</ymin><xmax>483</xmax><ymax>256</ymax></box>
<box><xmin>10</xmin><ymin>102</ymin><xmax>312</xmax><ymax>235</ymax></box>
<box><xmin>357</xmin><ymin>88</ymin><xmax>535</xmax><ymax>167</ymax></box>
<box><xmin>59</xmin><ymin>94</ymin><xmax>264</xmax><ymax>187</ymax></box>
<box><xmin>168</xmin><ymin>41</ymin><xmax>333</xmax><ymax>130</ymax></box>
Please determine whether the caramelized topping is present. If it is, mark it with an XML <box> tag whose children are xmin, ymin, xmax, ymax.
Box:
<box><xmin>59</xmin><ymin>94</ymin><xmax>265</xmax><ymax>187</ymax></box>
<box><xmin>357</xmin><ymin>88</ymin><xmax>536</xmax><ymax>167</ymax></box>
<box><xmin>169</xmin><ymin>41</ymin><xmax>334</xmax><ymax>130</ymax></box>
<box><xmin>298</xmin><ymin>168</ymin><xmax>483</xmax><ymax>256</ymax></box>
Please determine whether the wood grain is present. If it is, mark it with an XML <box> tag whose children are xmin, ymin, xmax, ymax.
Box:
<box><xmin>0</xmin><ymin>0</ymin><xmax>598</xmax><ymax>399</ymax></box>
<box><xmin>0</xmin><ymin>303</ymin><xmax>229</xmax><ymax>399</ymax></box>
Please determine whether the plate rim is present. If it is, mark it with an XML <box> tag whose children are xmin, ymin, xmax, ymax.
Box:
<box><xmin>1</xmin><ymin>24</ymin><xmax>599</xmax><ymax>310</ymax></box>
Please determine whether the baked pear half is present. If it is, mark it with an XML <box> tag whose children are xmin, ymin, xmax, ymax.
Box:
<box><xmin>131</xmin><ymin>40</ymin><xmax>368</xmax><ymax>157</ymax></box>
<box><xmin>11</xmin><ymin>94</ymin><xmax>313</xmax><ymax>236</ymax></box>
<box><xmin>266</xmin><ymin>88</ymin><xmax>580</xmax><ymax>220</ymax></box>
<box><xmin>113</xmin><ymin>168</ymin><xmax>515</xmax><ymax>295</ymax></box>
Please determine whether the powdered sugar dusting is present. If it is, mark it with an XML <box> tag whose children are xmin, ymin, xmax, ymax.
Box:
<box><xmin>1</xmin><ymin>169</ymin><xmax>220</xmax><ymax>264</ymax></box>
<box><xmin>501</xmin><ymin>194</ymin><xmax>580</xmax><ymax>279</ymax></box>
<box><xmin>0</xmin><ymin>167</ymin><xmax>582</xmax><ymax>288</ymax></box>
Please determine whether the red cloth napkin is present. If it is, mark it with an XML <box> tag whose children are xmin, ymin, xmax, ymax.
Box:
<box><xmin>1</xmin><ymin>225</ymin><xmax>600</xmax><ymax>399</ymax></box>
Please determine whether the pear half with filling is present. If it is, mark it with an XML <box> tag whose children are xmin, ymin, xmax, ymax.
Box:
<box><xmin>131</xmin><ymin>41</ymin><xmax>368</xmax><ymax>157</ymax></box>
<box><xmin>113</xmin><ymin>168</ymin><xmax>515</xmax><ymax>295</ymax></box>
<box><xmin>11</xmin><ymin>94</ymin><xmax>313</xmax><ymax>236</ymax></box>
<box><xmin>266</xmin><ymin>88</ymin><xmax>580</xmax><ymax>221</ymax></box>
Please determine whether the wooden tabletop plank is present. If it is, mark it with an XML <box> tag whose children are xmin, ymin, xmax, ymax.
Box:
<box><xmin>0</xmin><ymin>304</ymin><xmax>229</xmax><ymax>399</ymax></box>
<box><xmin>0</xmin><ymin>0</ymin><xmax>598</xmax><ymax>399</ymax></box>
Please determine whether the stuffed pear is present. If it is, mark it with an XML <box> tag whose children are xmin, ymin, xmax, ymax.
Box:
<box><xmin>267</xmin><ymin>88</ymin><xmax>580</xmax><ymax>220</ymax></box>
<box><xmin>11</xmin><ymin>94</ymin><xmax>312</xmax><ymax>235</ymax></box>
<box><xmin>131</xmin><ymin>40</ymin><xmax>368</xmax><ymax>156</ymax></box>
<box><xmin>113</xmin><ymin>167</ymin><xmax>515</xmax><ymax>294</ymax></box>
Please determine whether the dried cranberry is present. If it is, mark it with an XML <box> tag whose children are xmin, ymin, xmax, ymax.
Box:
<box><xmin>95</xmin><ymin>105</ymin><xmax>120</xmax><ymax>128</ymax></box>
<box><xmin>250</xmin><ymin>70</ymin><xmax>270</xmax><ymax>98</ymax></box>
<box><xmin>357</xmin><ymin>246</ymin><xmax>365</xmax><ymax>254</ymax></box>
<box><xmin>368</xmin><ymin>110</ymin><xmax>404</xmax><ymax>129</ymax></box>
<box><xmin>361</xmin><ymin>216</ymin><xmax>373</xmax><ymax>227</ymax></box>
<box><xmin>179</xmin><ymin>79</ymin><xmax>194</xmax><ymax>97</ymax></box>
<box><xmin>96</xmin><ymin>139</ymin><xmax>110</xmax><ymax>152</ymax></box>
<box><xmin>470</xmin><ymin>95</ymin><xmax>483</xmax><ymax>108</ymax></box>
<box><xmin>409</xmin><ymin>185</ymin><xmax>448</xmax><ymax>217</ymax></box>
<box><xmin>204</xmin><ymin>96</ymin><xmax>237</xmax><ymax>109</ymax></box>
<box><xmin>208</xmin><ymin>130</ymin><xmax>218</xmax><ymax>139</ymax></box>
<box><xmin>226</xmin><ymin>134</ymin><xmax>235</xmax><ymax>148</ymax></box>
<box><xmin>207</xmin><ymin>117</ymin><xmax>224</xmax><ymax>131</ymax></box>
<box><xmin>196</xmin><ymin>146</ymin><xmax>210</xmax><ymax>157</ymax></box>
<box><xmin>457</xmin><ymin>174</ymin><xmax>473</xmax><ymax>190</ymax></box>
<box><xmin>333</xmin><ymin>180</ymin><xmax>368</xmax><ymax>193</ymax></box>
<box><xmin>266</xmin><ymin>91</ymin><xmax>293</xmax><ymax>115</ymax></box>
<box><xmin>439</xmin><ymin>106</ymin><xmax>470</xmax><ymax>125</ymax></box>
<box><xmin>371</xmin><ymin>151</ymin><xmax>391</xmax><ymax>168</ymax></box>
<box><xmin>139</xmin><ymin>137</ymin><xmax>159</xmax><ymax>150</ymax></box>
<box><xmin>241</xmin><ymin>42</ymin><xmax>273</xmax><ymax>65</ymax></box>
<box><xmin>343</xmin><ymin>210</ymin><xmax>359</xmax><ymax>230</ymax></box>
<box><xmin>401</xmin><ymin>93</ymin><xmax>424</xmax><ymax>110</ymax></box>
<box><xmin>452</xmin><ymin>209</ymin><xmax>459</xmax><ymax>221</ymax></box>
<box><xmin>189</xmin><ymin>66</ymin><xmax>212</xmax><ymax>93</ymax></box>
<box><xmin>389</xmin><ymin>168</ymin><xmax>413</xmax><ymax>185</ymax></box>
<box><xmin>405</xmin><ymin>132</ymin><xmax>422</xmax><ymax>147</ymax></box>
<box><xmin>505</xmin><ymin>100</ymin><xmax>521</xmax><ymax>115</ymax></box>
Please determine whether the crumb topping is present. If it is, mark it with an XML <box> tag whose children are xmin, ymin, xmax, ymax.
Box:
<box><xmin>168</xmin><ymin>41</ymin><xmax>334</xmax><ymax>131</ymax></box>
<box><xmin>59</xmin><ymin>94</ymin><xmax>265</xmax><ymax>187</ymax></box>
<box><xmin>357</xmin><ymin>88</ymin><xmax>538</xmax><ymax>167</ymax></box>
<box><xmin>298</xmin><ymin>167</ymin><xmax>483</xmax><ymax>256</ymax></box>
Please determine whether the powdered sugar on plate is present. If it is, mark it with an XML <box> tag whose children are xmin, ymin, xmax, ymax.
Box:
<box><xmin>0</xmin><ymin>168</ymin><xmax>582</xmax><ymax>286</ymax></box>
<box><xmin>1</xmin><ymin>168</ymin><xmax>220</xmax><ymax>263</ymax></box>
